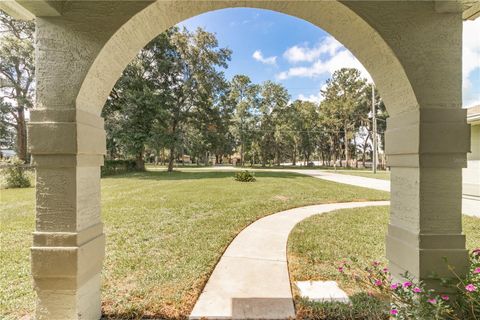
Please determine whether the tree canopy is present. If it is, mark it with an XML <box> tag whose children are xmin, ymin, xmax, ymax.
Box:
<box><xmin>0</xmin><ymin>13</ymin><xmax>388</xmax><ymax>169</ymax></box>
<box><xmin>0</xmin><ymin>11</ymin><xmax>35</xmax><ymax>161</ymax></box>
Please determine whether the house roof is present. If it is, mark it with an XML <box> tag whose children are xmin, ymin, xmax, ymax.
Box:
<box><xmin>467</xmin><ymin>105</ymin><xmax>480</xmax><ymax>123</ymax></box>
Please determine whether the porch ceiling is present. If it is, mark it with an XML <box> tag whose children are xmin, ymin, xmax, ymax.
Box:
<box><xmin>1</xmin><ymin>0</ymin><xmax>479</xmax><ymax>21</ymax></box>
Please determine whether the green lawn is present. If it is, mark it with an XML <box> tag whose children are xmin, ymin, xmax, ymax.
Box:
<box><xmin>288</xmin><ymin>206</ymin><xmax>480</xmax><ymax>320</ymax></box>
<box><xmin>0</xmin><ymin>170</ymin><xmax>388</xmax><ymax>319</ymax></box>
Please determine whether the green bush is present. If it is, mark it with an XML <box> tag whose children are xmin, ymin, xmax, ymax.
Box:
<box><xmin>234</xmin><ymin>170</ymin><xmax>256</xmax><ymax>182</ymax></box>
<box><xmin>0</xmin><ymin>157</ymin><xmax>32</xmax><ymax>189</ymax></box>
<box><xmin>101</xmin><ymin>159</ymin><xmax>137</xmax><ymax>177</ymax></box>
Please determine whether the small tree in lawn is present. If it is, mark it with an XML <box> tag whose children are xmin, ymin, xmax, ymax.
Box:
<box><xmin>0</xmin><ymin>12</ymin><xmax>35</xmax><ymax>161</ymax></box>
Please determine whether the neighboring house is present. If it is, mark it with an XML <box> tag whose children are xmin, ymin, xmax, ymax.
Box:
<box><xmin>0</xmin><ymin>149</ymin><xmax>16</xmax><ymax>159</ymax></box>
<box><xmin>463</xmin><ymin>105</ymin><xmax>480</xmax><ymax>215</ymax></box>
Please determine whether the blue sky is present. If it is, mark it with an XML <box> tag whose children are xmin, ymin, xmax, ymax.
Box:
<box><xmin>179</xmin><ymin>8</ymin><xmax>480</xmax><ymax>108</ymax></box>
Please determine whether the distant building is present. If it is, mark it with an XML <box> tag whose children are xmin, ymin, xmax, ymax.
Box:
<box><xmin>0</xmin><ymin>149</ymin><xmax>16</xmax><ymax>159</ymax></box>
<box><xmin>463</xmin><ymin>106</ymin><xmax>480</xmax><ymax>215</ymax></box>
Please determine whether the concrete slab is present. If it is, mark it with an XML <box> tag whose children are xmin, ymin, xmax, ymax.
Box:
<box><xmin>190</xmin><ymin>201</ymin><xmax>389</xmax><ymax>319</ymax></box>
<box><xmin>295</xmin><ymin>281</ymin><xmax>350</xmax><ymax>303</ymax></box>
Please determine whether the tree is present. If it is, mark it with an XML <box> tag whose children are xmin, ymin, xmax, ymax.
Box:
<box><xmin>354</xmin><ymin>84</ymin><xmax>388</xmax><ymax>168</ymax></box>
<box><xmin>104</xmin><ymin>27</ymin><xmax>231</xmax><ymax>172</ymax></box>
<box><xmin>293</xmin><ymin>100</ymin><xmax>319</xmax><ymax>165</ymax></box>
<box><xmin>103</xmin><ymin>57</ymin><xmax>161</xmax><ymax>170</ymax></box>
<box><xmin>229</xmin><ymin>75</ymin><xmax>259</xmax><ymax>166</ymax></box>
<box><xmin>0</xmin><ymin>12</ymin><xmax>35</xmax><ymax>161</ymax></box>
<box><xmin>321</xmin><ymin>68</ymin><xmax>368</xmax><ymax>167</ymax></box>
<box><xmin>257</xmin><ymin>81</ymin><xmax>290</xmax><ymax>166</ymax></box>
<box><xmin>158</xmin><ymin>27</ymin><xmax>232</xmax><ymax>171</ymax></box>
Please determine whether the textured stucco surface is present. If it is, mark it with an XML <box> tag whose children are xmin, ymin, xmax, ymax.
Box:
<box><xmin>20</xmin><ymin>1</ymin><xmax>470</xmax><ymax>318</ymax></box>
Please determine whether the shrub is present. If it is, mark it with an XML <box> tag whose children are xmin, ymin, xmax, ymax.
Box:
<box><xmin>0</xmin><ymin>157</ymin><xmax>32</xmax><ymax>189</ymax></box>
<box><xmin>234</xmin><ymin>170</ymin><xmax>256</xmax><ymax>182</ymax></box>
<box><xmin>101</xmin><ymin>159</ymin><xmax>137</xmax><ymax>177</ymax></box>
<box><xmin>338</xmin><ymin>249</ymin><xmax>480</xmax><ymax>319</ymax></box>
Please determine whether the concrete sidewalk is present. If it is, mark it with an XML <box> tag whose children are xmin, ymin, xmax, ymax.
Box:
<box><xmin>189</xmin><ymin>201</ymin><xmax>390</xmax><ymax>320</ymax></box>
<box><xmin>290</xmin><ymin>169</ymin><xmax>390</xmax><ymax>192</ymax></box>
<box><xmin>289</xmin><ymin>169</ymin><xmax>478</xmax><ymax>217</ymax></box>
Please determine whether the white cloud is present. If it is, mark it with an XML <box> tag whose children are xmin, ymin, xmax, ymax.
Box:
<box><xmin>283</xmin><ymin>36</ymin><xmax>343</xmax><ymax>63</ymax></box>
<box><xmin>298</xmin><ymin>92</ymin><xmax>324</xmax><ymax>104</ymax></box>
<box><xmin>252</xmin><ymin>50</ymin><xmax>277</xmax><ymax>65</ymax></box>
<box><xmin>277</xmin><ymin>49</ymin><xmax>371</xmax><ymax>81</ymax></box>
<box><xmin>463</xmin><ymin>20</ymin><xmax>480</xmax><ymax>95</ymax></box>
<box><xmin>462</xmin><ymin>20</ymin><xmax>480</xmax><ymax>107</ymax></box>
<box><xmin>297</xmin><ymin>84</ymin><xmax>327</xmax><ymax>104</ymax></box>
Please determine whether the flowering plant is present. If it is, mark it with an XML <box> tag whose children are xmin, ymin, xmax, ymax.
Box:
<box><xmin>451</xmin><ymin>248</ymin><xmax>480</xmax><ymax>318</ymax></box>
<box><xmin>338</xmin><ymin>248</ymin><xmax>480</xmax><ymax>319</ymax></box>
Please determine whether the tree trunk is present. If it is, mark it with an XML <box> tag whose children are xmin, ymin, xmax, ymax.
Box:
<box><xmin>362</xmin><ymin>131</ymin><xmax>371</xmax><ymax>169</ymax></box>
<box><xmin>135</xmin><ymin>150</ymin><xmax>145</xmax><ymax>171</ymax></box>
<box><xmin>354</xmin><ymin>133</ymin><xmax>358</xmax><ymax>168</ymax></box>
<box><xmin>344</xmin><ymin>123</ymin><xmax>350</xmax><ymax>168</ymax></box>
<box><xmin>240</xmin><ymin>141</ymin><xmax>244</xmax><ymax>167</ymax></box>
<box><xmin>154</xmin><ymin>149</ymin><xmax>160</xmax><ymax>165</ymax></box>
<box><xmin>167</xmin><ymin>144</ymin><xmax>175</xmax><ymax>172</ymax></box>
<box><xmin>333</xmin><ymin>147</ymin><xmax>337</xmax><ymax>171</ymax></box>
<box><xmin>16</xmin><ymin>107</ymin><xmax>27</xmax><ymax>162</ymax></box>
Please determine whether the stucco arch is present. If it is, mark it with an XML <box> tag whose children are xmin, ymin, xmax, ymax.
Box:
<box><xmin>76</xmin><ymin>1</ymin><xmax>417</xmax><ymax>118</ymax></box>
<box><xmin>23</xmin><ymin>1</ymin><xmax>471</xmax><ymax>319</ymax></box>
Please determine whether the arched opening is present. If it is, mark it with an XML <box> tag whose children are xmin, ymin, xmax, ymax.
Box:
<box><xmin>90</xmin><ymin>5</ymin><xmax>402</xmax><ymax>318</ymax></box>
<box><xmin>23</xmin><ymin>2</ymin><xmax>470</xmax><ymax>319</ymax></box>
<box><xmin>76</xmin><ymin>1</ymin><xmax>418</xmax><ymax>117</ymax></box>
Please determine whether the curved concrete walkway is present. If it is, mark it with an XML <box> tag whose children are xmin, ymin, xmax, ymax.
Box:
<box><xmin>289</xmin><ymin>169</ymin><xmax>478</xmax><ymax>217</ymax></box>
<box><xmin>190</xmin><ymin>200</ymin><xmax>390</xmax><ymax>319</ymax></box>
<box><xmin>290</xmin><ymin>169</ymin><xmax>390</xmax><ymax>192</ymax></box>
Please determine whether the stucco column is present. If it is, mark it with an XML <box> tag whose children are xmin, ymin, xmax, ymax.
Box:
<box><xmin>26</xmin><ymin>14</ymin><xmax>110</xmax><ymax>319</ymax></box>
<box><xmin>385</xmin><ymin>108</ymin><xmax>470</xmax><ymax>290</ymax></box>
<box><xmin>28</xmin><ymin>109</ymin><xmax>106</xmax><ymax>320</ymax></box>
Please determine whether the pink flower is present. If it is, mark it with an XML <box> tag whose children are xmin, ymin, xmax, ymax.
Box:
<box><xmin>473</xmin><ymin>248</ymin><xmax>480</xmax><ymax>255</ymax></box>
<box><xmin>338</xmin><ymin>267</ymin><xmax>344</xmax><ymax>273</ymax></box>
<box><xmin>474</xmin><ymin>267</ymin><xmax>480</xmax><ymax>274</ymax></box>
<box><xmin>372</xmin><ymin>261</ymin><xmax>380</xmax><ymax>266</ymax></box>
<box><xmin>428</xmin><ymin>298</ymin><xmax>437</xmax><ymax>304</ymax></box>
<box><xmin>413</xmin><ymin>287</ymin><xmax>422</xmax><ymax>293</ymax></box>
<box><xmin>465</xmin><ymin>284</ymin><xmax>477</xmax><ymax>292</ymax></box>
<box><xmin>383</xmin><ymin>268</ymin><xmax>389</xmax><ymax>273</ymax></box>
<box><xmin>374</xmin><ymin>279</ymin><xmax>382</xmax><ymax>286</ymax></box>
<box><xmin>403</xmin><ymin>281</ymin><xmax>412</xmax><ymax>288</ymax></box>
<box><xmin>390</xmin><ymin>283</ymin><xmax>399</xmax><ymax>290</ymax></box>
<box><xmin>441</xmin><ymin>295</ymin><xmax>449</xmax><ymax>301</ymax></box>
<box><xmin>390</xmin><ymin>309</ymin><xmax>398</xmax><ymax>315</ymax></box>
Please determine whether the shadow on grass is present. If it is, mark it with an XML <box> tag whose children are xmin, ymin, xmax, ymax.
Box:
<box><xmin>102</xmin><ymin>313</ymin><xmax>186</xmax><ymax>320</ymax></box>
<box><xmin>295</xmin><ymin>292</ymin><xmax>390</xmax><ymax>320</ymax></box>
<box><xmin>103</xmin><ymin>170</ymin><xmax>305</xmax><ymax>181</ymax></box>
<box><xmin>101</xmin><ymin>293</ymin><xmax>389</xmax><ymax>319</ymax></box>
